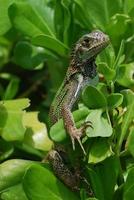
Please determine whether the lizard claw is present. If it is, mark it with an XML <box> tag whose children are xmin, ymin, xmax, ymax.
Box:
<box><xmin>70</xmin><ymin>130</ymin><xmax>86</xmax><ymax>155</ymax></box>
<box><xmin>80</xmin><ymin>120</ymin><xmax>93</xmax><ymax>133</ymax></box>
<box><xmin>70</xmin><ymin>121</ymin><xmax>93</xmax><ymax>155</ymax></box>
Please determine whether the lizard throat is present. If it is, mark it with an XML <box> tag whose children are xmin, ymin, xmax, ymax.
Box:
<box><xmin>71</xmin><ymin>56</ymin><xmax>97</xmax><ymax>79</ymax></box>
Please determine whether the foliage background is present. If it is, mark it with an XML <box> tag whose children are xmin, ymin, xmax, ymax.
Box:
<box><xmin>0</xmin><ymin>0</ymin><xmax>134</xmax><ymax>199</ymax></box>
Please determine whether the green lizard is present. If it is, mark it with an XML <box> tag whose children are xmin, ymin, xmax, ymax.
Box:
<box><xmin>48</xmin><ymin>30</ymin><xmax>110</xmax><ymax>191</ymax></box>
<box><xmin>49</xmin><ymin>30</ymin><xmax>110</xmax><ymax>153</ymax></box>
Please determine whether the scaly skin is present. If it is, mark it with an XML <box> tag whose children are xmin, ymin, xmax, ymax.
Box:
<box><xmin>49</xmin><ymin>30</ymin><xmax>110</xmax><ymax>153</ymax></box>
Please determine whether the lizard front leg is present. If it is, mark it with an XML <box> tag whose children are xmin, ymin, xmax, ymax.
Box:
<box><xmin>61</xmin><ymin>73</ymin><xmax>88</xmax><ymax>154</ymax></box>
<box><xmin>62</xmin><ymin>104</ymin><xmax>86</xmax><ymax>154</ymax></box>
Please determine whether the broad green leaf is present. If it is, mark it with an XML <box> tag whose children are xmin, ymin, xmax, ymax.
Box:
<box><xmin>0</xmin><ymin>159</ymin><xmax>34</xmax><ymax>191</ymax></box>
<box><xmin>23</xmin><ymin>112</ymin><xmax>53</xmax><ymax>151</ymax></box>
<box><xmin>121</xmin><ymin>89</ymin><xmax>134</xmax><ymax>107</ymax></box>
<box><xmin>82</xmin><ymin>86</ymin><xmax>107</xmax><ymax>109</ymax></box>
<box><xmin>1</xmin><ymin>184</ymin><xmax>28</xmax><ymax>200</ymax></box>
<box><xmin>0</xmin><ymin>99</ymin><xmax>30</xmax><ymax>141</ymax></box>
<box><xmin>106</xmin><ymin>14</ymin><xmax>132</xmax><ymax>49</ymax></box>
<box><xmin>50</xmin><ymin>107</ymin><xmax>90</xmax><ymax>142</ymax></box>
<box><xmin>116</xmin><ymin>63</ymin><xmax>134</xmax><ymax>87</ymax></box>
<box><xmin>32</xmin><ymin>34</ymin><xmax>69</xmax><ymax>57</ymax></box>
<box><xmin>85</xmin><ymin>109</ymin><xmax>112</xmax><ymax>137</ymax></box>
<box><xmin>97</xmin><ymin>83</ymin><xmax>109</xmax><ymax>97</ymax></box>
<box><xmin>74</xmin><ymin>0</ymin><xmax>122</xmax><ymax>29</ymax></box>
<box><xmin>54</xmin><ymin>0</ymin><xmax>71</xmax><ymax>45</ymax></box>
<box><xmin>73</xmin><ymin>0</ymin><xmax>93</xmax><ymax>29</ymax></box>
<box><xmin>13</xmin><ymin>41</ymin><xmax>46</xmax><ymax>69</ymax></box>
<box><xmin>124</xmin><ymin>0</ymin><xmax>134</xmax><ymax>14</ymax></box>
<box><xmin>23</xmin><ymin>165</ymin><xmax>80</xmax><ymax>200</ymax></box>
<box><xmin>95</xmin><ymin>156</ymin><xmax>119</xmax><ymax>200</ymax></box>
<box><xmin>107</xmin><ymin>93</ymin><xmax>123</xmax><ymax>109</ymax></box>
<box><xmin>98</xmin><ymin>62</ymin><xmax>115</xmax><ymax>81</ymax></box>
<box><xmin>88</xmin><ymin>138</ymin><xmax>113</xmax><ymax>164</ymax></box>
<box><xmin>0</xmin><ymin>0</ymin><xmax>14</xmax><ymax>35</ymax></box>
<box><xmin>125</xmin><ymin>37</ymin><xmax>134</xmax><ymax>63</ymax></box>
<box><xmin>97</xmin><ymin>44</ymin><xmax>115</xmax><ymax>68</ymax></box>
<box><xmin>86</xmin><ymin>167</ymin><xmax>104</xmax><ymax>200</ymax></box>
<box><xmin>126</xmin><ymin>128</ymin><xmax>134</xmax><ymax>157</ymax></box>
<box><xmin>123</xmin><ymin>167</ymin><xmax>134</xmax><ymax>200</ymax></box>
<box><xmin>9</xmin><ymin>1</ymin><xmax>54</xmax><ymax>37</ymax></box>
<box><xmin>27</xmin><ymin>0</ymin><xmax>54</xmax><ymax>32</ymax></box>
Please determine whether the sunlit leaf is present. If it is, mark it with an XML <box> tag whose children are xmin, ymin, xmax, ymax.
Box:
<box><xmin>0</xmin><ymin>99</ymin><xmax>30</xmax><ymax>141</ymax></box>
<box><xmin>85</xmin><ymin>109</ymin><xmax>112</xmax><ymax>137</ymax></box>
<box><xmin>23</xmin><ymin>112</ymin><xmax>53</xmax><ymax>151</ymax></box>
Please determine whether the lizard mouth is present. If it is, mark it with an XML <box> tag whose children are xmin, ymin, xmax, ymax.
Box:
<box><xmin>90</xmin><ymin>39</ymin><xmax>109</xmax><ymax>53</ymax></box>
<box><xmin>86</xmin><ymin>36</ymin><xmax>110</xmax><ymax>59</ymax></box>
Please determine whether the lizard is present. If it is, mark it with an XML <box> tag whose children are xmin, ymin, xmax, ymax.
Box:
<box><xmin>48</xmin><ymin>30</ymin><xmax>110</xmax><ymax>192</ymax></box>
<box><xmin>49</xmin><ymin>30</ymin><xmax>110</xmax><ymax>154</ymax></box>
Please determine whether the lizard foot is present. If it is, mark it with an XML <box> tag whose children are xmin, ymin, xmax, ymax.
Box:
<box><xmin>80</xmin><ymin>120</ymin><xmax>93</xmax><ymax>132</ymax></box>
<box><xmin>70</xmin><ymin>121</ymin><xmax>93</xmax><ymax>155</ymax></box>
<box><xmin>70</xmin><ymin>128</ymin><xmax>86</xmax><ymax>155</ymax></box>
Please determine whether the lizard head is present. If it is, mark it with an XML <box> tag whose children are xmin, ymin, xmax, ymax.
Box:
<box><xmin>75</xmin><ymin>30</ymin><xmax>110</xmax><ymax>62</ymax></box>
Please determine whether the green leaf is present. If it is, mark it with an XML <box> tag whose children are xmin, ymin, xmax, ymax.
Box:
<box><xmin>0</xmin><ymin>159</ymin><xmax>35</xmax><ymax>191</ymax></box>
<box><xmin>116</xmin><ymin>63</ymin><xmax>134</xmax><ymax>87</ymax></box>
<box><xmin>82</xmin><ymin>86</ymin><xmax>107</xmax><ymax>109</ymax></box>
<box><xmin>107</xmin><ymin>93</ymin><xmax>123</xmax><ymax>109</ymax></box>
<box><xmin>50</xmin><ymin>107</ymin><xmax>90</xmax><ymax>142</ymax></box>
<box><xmin>106</xmin><ymin>14</ymin><xmax>132</xmax><ymax>49</ymax></box>
<box><xmin>88</xmin><ymin>138</ymin><xmax>113</xmax><ymax>164</ymax></box>
<box><xmin>8</xmin><ymin>1</ymin><xmax>69</xmax><ymax>56</ymax></box>
<box><xmin>9</xmin><ymin>1</ymin><xmax>54</xmax><ymax>37</ymax></box>
<box><xmin>0</xmin><ymin>99</ymin><xmax>30</xmax><ymax>141</ymax></box>
<box><xmin>126</xmin><ymin>128</ymin><xmax>134</xmax><ymax>157</ymax></box>
<box><xmin>98</xmin><ymin>62</ymin><xmax>115</xmax><ymax>81</ymax></box>
<box><xmin>86</xmin><ymin>198</ymin><xmax>98</xmax><ymax>200</ymax></box>
<box><xmin>97</xmin><ymin>83</ymin><xmax>109</xmax><ymax>97</ymax></box>
<box><xmin>97</xmin><ymin>44</ymin><xmax>116</xmax><ymax>68</ymax></box>
<box><xmin>124</xmin><ymin>0</ymin><xmax>134</xmax><ymax>13</ymax></box>
<box><xmin>32</xmin><ymin>34</ymin><xmax>69</xmax><ymax>57</ymax></box>
<box><xmin>13</xmin><ymin>41</ymin><xmax>46</xmax><ymax>69</ymax></box>
<box><xmin>74</xmin><ymin>0</ymin><xmax>122</xmax><ymax>29</ymax></box>
<box><xmin>1</xmin><ymin>184</ymin><xmax>28</xmax><ymax>200</ymax></box>
<box><xmin>87</xmin><ymin>157</ymin><xmax>119</xmax><ymax>200</ymax></box>
<box><xmin>54</xmin><ymin>0</ymin><xmax>71</xmax><ymax>45</ymax></box>
<box><xmin>95</xmin><ymin>156</ymin><xmax>119</xmax><ymax>200</ymax></box>
<box><xmin>23</xmin><ymin>165</ymin><xmax>80</xmax><ymax>200</ymax></box>
<box><xmin>116</xmin><ymin>100</ymin><xmax>134</xmax><ymax>154</ymax></box>
<box><xmin>121</xmin><ymin>89</ymin><xmax>134</xmax><ymax>107</ymax></box>
<box><xmin>0</xmin><ymin>139</ymin><xmax>14</xmax><ymax>162</ymax></box>
<box><xmin>113</xmin><ymin>40</ymin><xmax>124</xmax><ymax>70</ymax></box>
<box><xmin>23</xmin><ymin>112</ymin><xmax>53</xmax><ymax>151</ymax></box>
<box><xmin>86</xmin><ymin>167</ymin><xmax>104</xmax><ymax>200</ymax></box>
<box><xmin>4</xmin><ymin>77</ymin><xmax>20</xmax><ymax>100</ymax></box>
<box><xmin>85</xmin><ymin>109</ymin><xmax>112</xmax><ymax>137</ymax></box>
<box><xmin>123</xmin><ymin>167</ymin><xmax>134</xmax><ymax>200</ymax></box>
<box><xmin>0</xmin><ymin>0</ymin><xmax>14</xmax><ymax>35</ymax></box>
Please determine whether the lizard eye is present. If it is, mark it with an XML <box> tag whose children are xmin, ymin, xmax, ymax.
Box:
<box><xmin>82</xmin><ymin>38</ymin><xmax>91</xmax><ymax>47</ymax></box>
<box><xmin>83</xmin><ymin>38</ymin><xmax>89</xmax><ymax>43</ymax></box>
